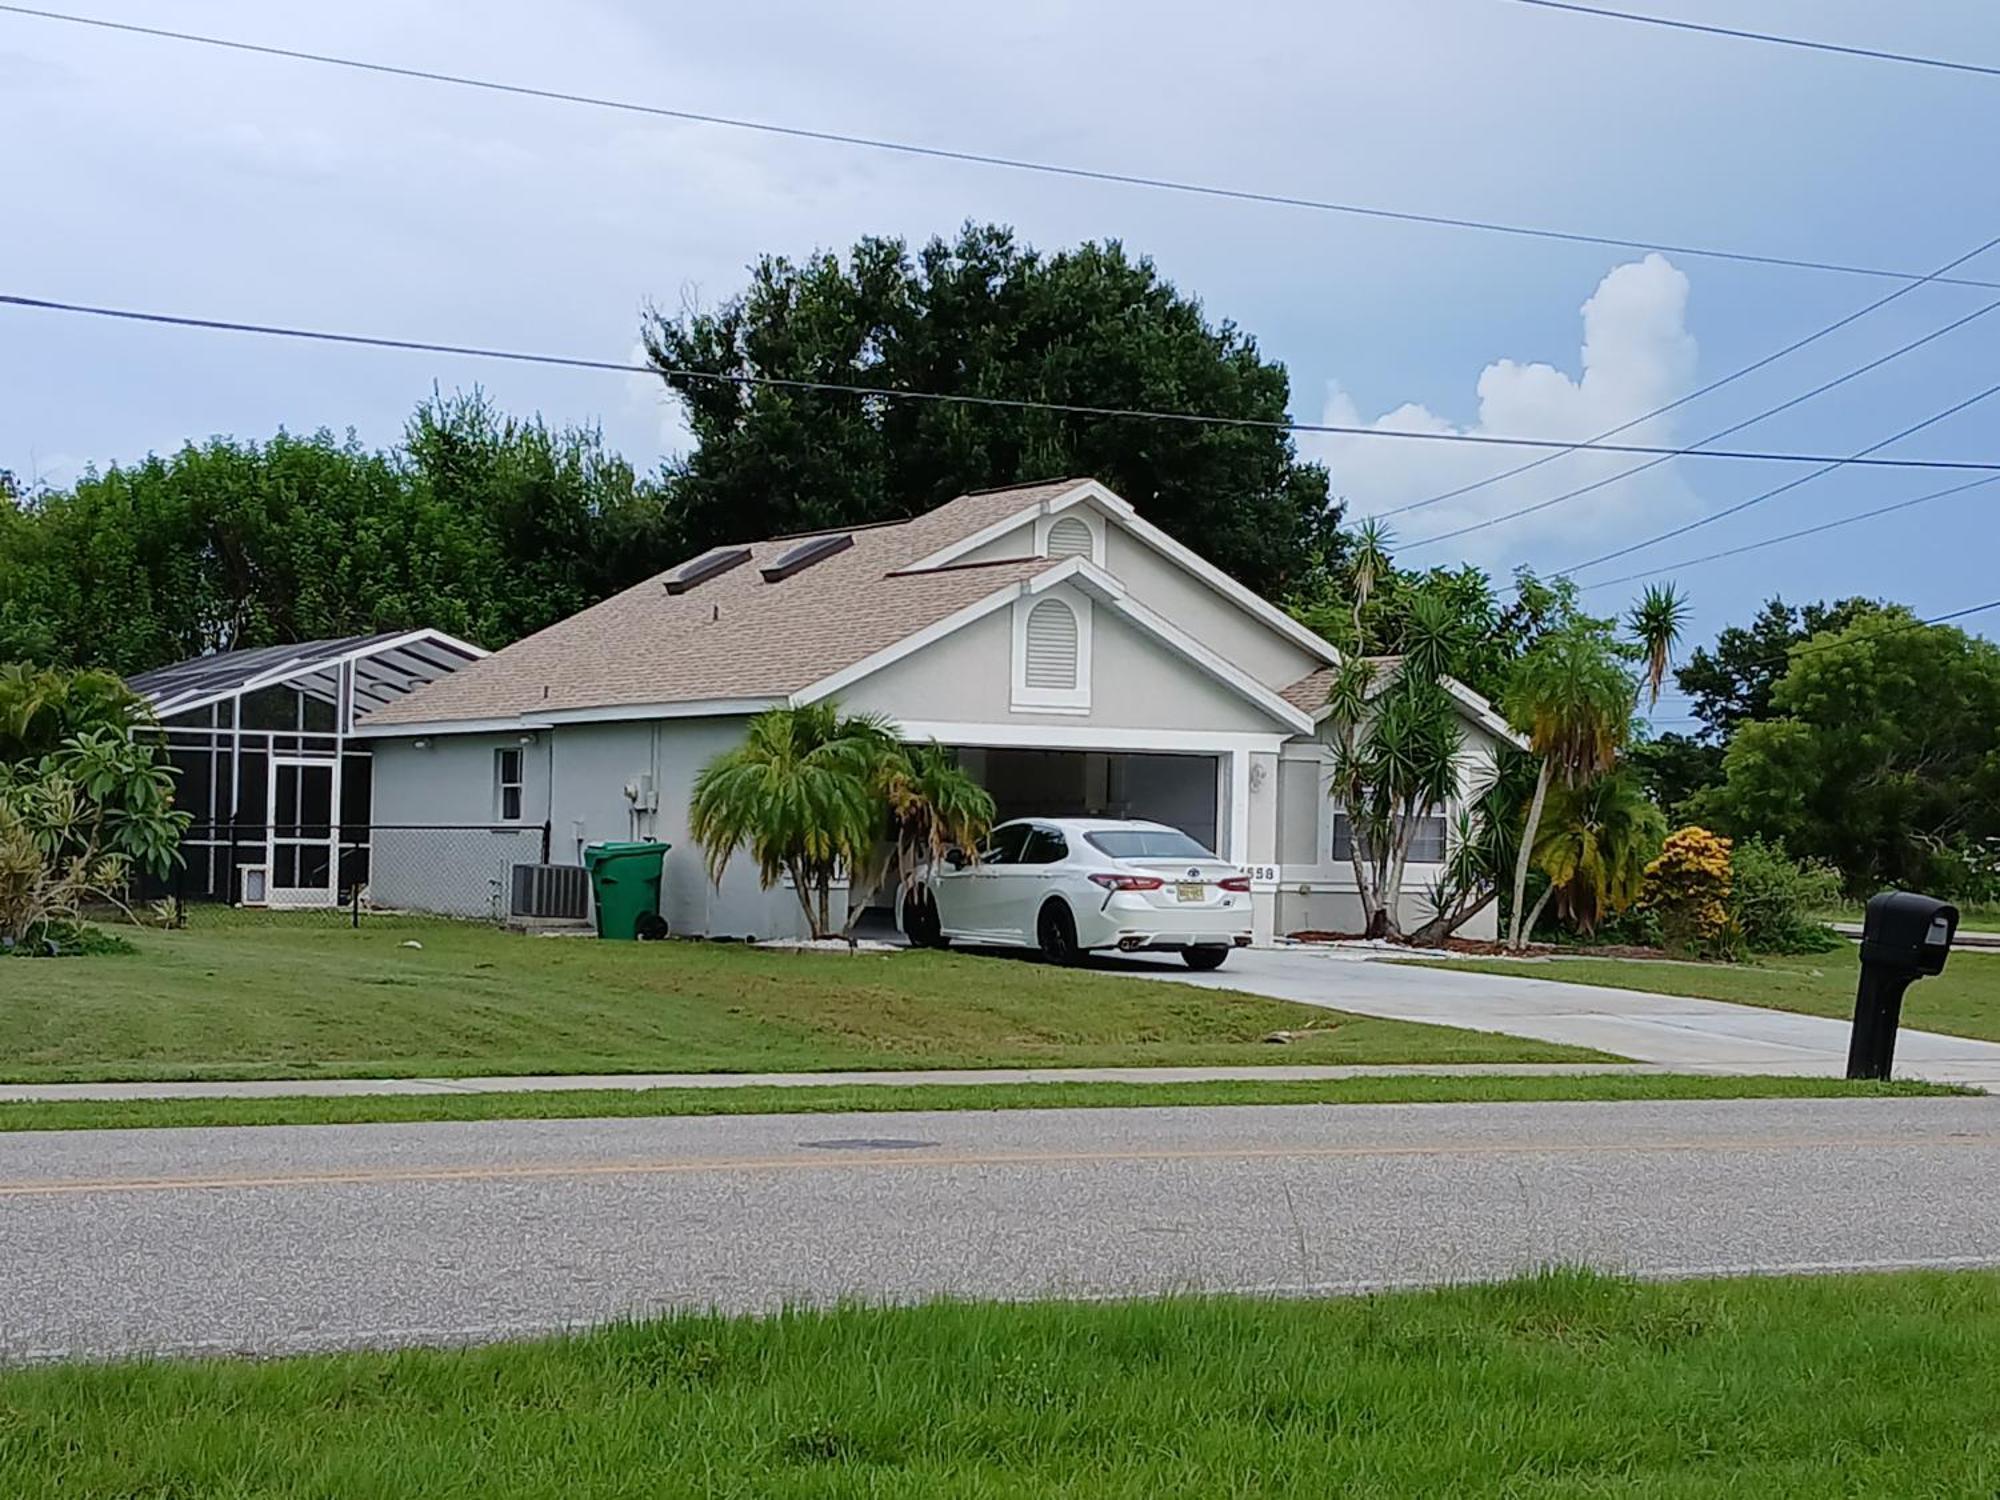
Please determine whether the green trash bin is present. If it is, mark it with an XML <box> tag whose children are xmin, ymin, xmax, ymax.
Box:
<box><xmin>582</xmin><ymin>840</ymin><xmax>669</xmax><ymax>940</ymax></box>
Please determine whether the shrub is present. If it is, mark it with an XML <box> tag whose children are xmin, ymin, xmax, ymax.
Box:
<box><xmin>1729</xmin><ymin>838</ymin><xmax>1843</xmax><ymax>954</ymax></box>
<box><xmin>3</xmin><ymin>919</ymin><xmax>135</xmax><ymax>957</ymax></box>
<box><xmin>1642</xmin><ymin>826</ymin><xmax>1736</xmax><ymax>959</ymax></box>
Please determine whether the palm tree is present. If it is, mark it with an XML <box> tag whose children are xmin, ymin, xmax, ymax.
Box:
<box><xmin>1348</xmin><ymin>517</ymin><xmax>1393</xmax><ymax>645</ymax></box>
<box><xmin>1627</xmin><ymin>582</ymin><xmax>1689</xmax><ymax>708</ymax></box>
<box><xmin>1522</xmin><ymin>770</ymin><xmax>1664</xmax><ymax>942</ymax></box>
<box><xmin>689</xmin><ymin>703</ymin><xmax>897</xmax><ymax>939</ymax></box>
<box><xmin>875</xmin><ymin>742</ymin><xmax>994</xmax><ymax>943</ymax></box>
<box><xmin>1501</xmin><ymin>624</ymin><xmax>1637</xmax><ymax>951</ymax></box>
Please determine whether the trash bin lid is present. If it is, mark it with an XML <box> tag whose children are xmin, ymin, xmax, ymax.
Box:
<box><xmin>583</xmin><ymin>840</ymin><xmax>670</xmax><ymax>866</ymax></box>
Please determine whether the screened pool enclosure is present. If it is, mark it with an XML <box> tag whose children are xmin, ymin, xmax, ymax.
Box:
<box><xmin>131</xmin><ymin>631</ymin><xmax>484</xmax><ymax>909</ymax></box>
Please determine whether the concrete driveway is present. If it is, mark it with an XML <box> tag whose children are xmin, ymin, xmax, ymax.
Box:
<box><xmin>1108</xmin><ymin>945</ymin><xmax>2000</xmax><ymax>1087</ymax></box>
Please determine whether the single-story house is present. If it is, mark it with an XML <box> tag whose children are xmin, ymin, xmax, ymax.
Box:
<box><xmin>355</xmin><ymin>479</ymin><xmax>1516</xmax><ymax>941</ymax></box>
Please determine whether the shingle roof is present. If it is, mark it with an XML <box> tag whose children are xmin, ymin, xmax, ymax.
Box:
<box><xmin>365</xmin><ymin>480</ymin><xmax>1084</xmax><ymax>727</ymax></box>
<box><xmin>1279</xmin><ymin>666</ymin><xmax>1336</xmax><ymax>715</ymax></box>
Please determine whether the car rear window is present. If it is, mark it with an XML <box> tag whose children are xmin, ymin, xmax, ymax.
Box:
<box><xmin>1084</xmin><ymin>829</ymin><xmax>1216</xmax><ymax>861</ymax></box>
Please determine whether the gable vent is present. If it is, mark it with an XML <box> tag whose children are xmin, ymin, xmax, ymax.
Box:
<box><xmin>761</xmin><ymin>532</ymin><xmax>853</xmax><ymax>583</ymax></box>
<box><xmin>1046</xmin><ymin>515</ymin><xmax>1094</xmax><ymax>560</ymax></box>
<box><xmin>664</xmin><ymin>547</ymin><xmax>751</xmax><ymax>595</ymax></box>
<box><xmin>1023</xmin><ymin>599</ymin><xmax>1079</xmax><ymax>690</ymax></box>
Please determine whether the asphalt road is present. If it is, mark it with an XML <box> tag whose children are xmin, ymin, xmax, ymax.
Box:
<box><xmin>4</xmin><ymin>1096</ymin><xmax>1998</xmax><ymax>1362</ymax></box>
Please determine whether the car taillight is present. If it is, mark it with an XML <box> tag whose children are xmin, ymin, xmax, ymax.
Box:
<box><xmin>1219</xmin><ymin>875</ymin><xmax>1252</xmax><ymax>893</ymax></box>
<box><xmin>1090</xmin><ymin>873</ymin><xmax>1164</xmax><ymax>891</ymax></box>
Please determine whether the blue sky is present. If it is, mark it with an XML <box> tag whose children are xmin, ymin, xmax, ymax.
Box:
<box><xmin>3</xmin><ymin>0</ymin><xmax>1996</xmax><ymax>726</ymax></box>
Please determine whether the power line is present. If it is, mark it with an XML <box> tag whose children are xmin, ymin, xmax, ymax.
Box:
<box><xmin>1579</xmin><ymin>473</ymin><xmax>2000</xmax><ymax>591</ymax></box>
<box><xmin>1399</xmin><ymin>289</ymin><xmax>2000</xmax><ymax>549</ymax></box>
<box><xmin>1372</xmin><ymin>231</ymin><xmax>2000</xmax><ymax>522</ymax></box>
<box><xmin>13</xmin><ymin>290</ymin><xmax>2000</xmax><ymax>471</ymax></box>
<box><xmin>1552</xmin><ymin>378</ymin><xmax>2000</xmax><ymax>577</ymax></box>
<box><xmin>1499</xmin><ymin>0</ymin><xmax>2000</xmax><ymax>80</ymax></box>
<box><xmin>1640</xmin><ymin>598</ymin><xmax>2000</xmax><ymax>737</ymax></box>
<box><xmin>6</xmin><ymin>4</ymin><xmax>2000</xmax><ymax>293</ymax></box>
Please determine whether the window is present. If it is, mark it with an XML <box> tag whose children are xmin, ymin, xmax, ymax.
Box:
<box><xmin>980</xmin><ymin>823</ymin><xmax>1031</xmax><ymax>865</ymax></box>
<box><xmin>1019</xmin><ymin>827</ymin><xmax>1069</xmax><ymax>865</ymax></box>
<box><xmin>1086</xmin><ymin>828</ymin><xmax>1214</xmax><ymax>861</ymax></box>
<box><xmin>1332</xmin><ymin>807</ymin><xmax>1446</xmax><ymax>863</ymax></box>
<box><xmin>1408</xmin><ymin>811</ymin><xmax>1449</xmax><ymax>864</ymax></box>
<box><xmin>495</xmin><ymin>746</ymin><xmax>524</xmax><ymax>822</ymax></box>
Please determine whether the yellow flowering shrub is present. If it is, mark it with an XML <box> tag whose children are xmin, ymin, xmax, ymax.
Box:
<box><xmin>1642</xmin><ymin>826</ymin><xmax>1736</xmax><ymax>958</ymax></box>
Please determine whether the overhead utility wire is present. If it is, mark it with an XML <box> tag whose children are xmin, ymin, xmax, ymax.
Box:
<box><xmin>1400</xmin><ymin>289</ymin><xmax>2000</xmax><ymax>549</ymax></box>
<box><xmin>1551</xmin><ymin>377</ymin><xmax>2000</xmax><ymax>577</ymax></box>
<box><xmin>1578</xmin><ymin>473</ymin><xmax>2000</xmax><ymax>592</ymax></box>
<box><xmin>9</xmin><ymin>291</ymin><xmax>2000</xmax><ymax>471</ymax></box>
<box><xmin>4</xmin><ymin>4</ymin><xmax>2000</xmax><ymax>292</ymax></box>
<box><xmin>1373</xmin><ymin>230</ymin><xmax>2000</xmax><ymax>521</ymax></box>
<box><xmin>1499</xmin><ymin>0</ymin><xmax>2000</xmax><ymax>80</ymax></box>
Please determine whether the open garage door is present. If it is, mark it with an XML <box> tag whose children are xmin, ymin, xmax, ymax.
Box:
<box><xmin>969</xmin><ymin>749</ymin><xmax>1220</xmax><ymax>853</ymax></box>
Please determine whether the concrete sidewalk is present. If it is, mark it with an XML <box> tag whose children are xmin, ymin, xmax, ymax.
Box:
<box><xmin>1128</xmin><ymin>945</ymin><xmax>2000</xmax><ymax>1088</ymax></box>
<box><xmin>0</xmin><ymin>1061</ymin><xmax>1661</xmax><ymax>1104</ymax></box>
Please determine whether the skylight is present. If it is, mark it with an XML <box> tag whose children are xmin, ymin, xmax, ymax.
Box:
<box><xmin>760</xmin><ymin>532</ymin><xmax>853</xmax><ymax>584</ymax></box>
<box><xmin>663</xmin><ymin>547</ymin><xmax>752</xmax><ymax>595</ymax></box>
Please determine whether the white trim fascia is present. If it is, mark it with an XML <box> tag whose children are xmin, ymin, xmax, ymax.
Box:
<box><xmin>536</xmin><ymin>697</ymin><xmax>783</xmax><ymax>725</ymax></box>
<box><xmin>1441</xmin><ymin>677</ymin><xmax>1525</xmax><ymax>747</ymax></box>
<box><xmin>893</xmin><ymin>721</ymin><xmax>1288</xmax><ymax>753</ymax></box>
<box><xmin>350</xmin><ymin>715</ymin><xmax>555</xmax><ymax>739</ymax></box>
<box><xmin>1080</xmin><ymin>567</ymin><xmax>1315</xmax><ymax>736</ymax></box>
<box><xmin>1108</xmin><ymin>506</ymin><xmax>1342</xmax><ymax>665</ymax></box>
<box><xmin>901</xmin><ymin>480</ymin><xmax>1106</xmax><ymax>571</ymax></box>
<box><xmin>792</xmin><ymin>583</ymin><xmax>1029</xmax><ymax>705</ymax></box>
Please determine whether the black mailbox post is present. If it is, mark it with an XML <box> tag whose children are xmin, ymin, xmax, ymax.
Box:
<box><xmin>1847</xmin><ymin>891</ymin><xmax>1958</xmax><ymax>1080</ymax></box>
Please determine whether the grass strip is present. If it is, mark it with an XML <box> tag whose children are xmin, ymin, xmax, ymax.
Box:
<box><xmin>0</xmin><ymin>1072</ymin><xmax>1962</xmax><ymax>1132</ymax></box>
<box><xmin>6</xmin><ymin>1267</ymin><xmax>2000</xmax><ymax>1495</ymax></box>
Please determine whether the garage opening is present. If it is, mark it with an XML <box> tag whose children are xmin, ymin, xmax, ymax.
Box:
<box><xmin>958</xmin><ymin>748</ymin><xmax>1220</xmax><ymax>854</ymax></box>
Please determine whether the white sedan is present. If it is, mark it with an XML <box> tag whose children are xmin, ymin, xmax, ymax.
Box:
<box><xmin>901</xmin><ymin>817</ymin><xmax>1253</xmax><ymax>969</ymax></box>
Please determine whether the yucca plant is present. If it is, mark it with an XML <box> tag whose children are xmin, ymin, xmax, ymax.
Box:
<box><xmin>1627</xmin><ymin>582</ymin><xmax>1689</xmax><ymax>708</ymax></box>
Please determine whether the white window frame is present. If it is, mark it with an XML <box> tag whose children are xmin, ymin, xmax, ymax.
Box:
<box><xmin>1033</xmin><ymin>509</ymin><xmax>1104</xmax><ymax>567</ymax></box>
<box><xmin>495</xmin><ymin>745</ymin><xmax>525</xmax><ymax>823</ymax></box>
<box><xmin>1010</xmin><ymin>591</ymin><xmax>1092</xmax><ymax>714</ymax></box>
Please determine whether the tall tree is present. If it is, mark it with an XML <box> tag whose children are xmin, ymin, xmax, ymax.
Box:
<box><xmin>1693</xmin><ymin>609</ymin><xmax>2000</xmax><ymax>894</ymax></box>
<box><xmin>0</xmin><ymin>393</ymin><xmax>672</xmax><ymax>674</ymax></box>
<box><xmin>1500</xmin><ymin>622</ymin><xmax>1638</xmax><ymax>951</ymax></box>
<box><xmin>1675</xmin><ymin>595</ymin><xmax>1878</xmax><ymax>737</ymax></box>
<box><xmin>643</xmin><ymin>224</ymin><xmax>1338</xmax><ymax>595</ymax></box>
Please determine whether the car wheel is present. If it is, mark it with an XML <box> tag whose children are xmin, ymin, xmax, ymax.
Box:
<box><xmin>1181</xmin><ymin>946</ymin><xmax>1228</xmax><ymax>971</ymax></box>
<box><xmin>903</xmin><ymin>887</ymin><xmax>949</xmax><ymax>949</ymax></box>
<box><xmin>1037</xmin><ymin>900</ymin><xmax>1081</xmax><ymax>966</ymax></box>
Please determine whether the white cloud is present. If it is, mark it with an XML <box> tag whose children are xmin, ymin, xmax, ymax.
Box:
<box><xmin>1309</xmin><ymin>254</ymin><xmax>1702</xmax><ymax>567</ymax></box>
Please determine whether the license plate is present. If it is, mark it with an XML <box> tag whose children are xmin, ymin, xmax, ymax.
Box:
<box><xmin>1175</xmin><ymin>883</ymin><xmax>1205</xmax><ymax>903</ymax></box>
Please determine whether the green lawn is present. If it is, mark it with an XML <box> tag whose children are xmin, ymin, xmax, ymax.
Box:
<box><xmin>1816</xmin><ymin>898</ymin><xmax>2000</xmax><ymax>928</ymax></box>
<box><xmin>0</xmin><ymin>918</ymin><xmax>1597</xmax><ymax>1083</ymax></box>
<box><xmin>1406</xmin><ymin>944</ymin><xmax>2000</xmax><ymax>1044</ymax></box>
<box><xmin>0</xmin><ymin>1072</ymin><xmax>1956</xmax><ymax>1134</ymax></box>
<box><xmin>8</xmin><ymin>1269</ymin><xmax>1998</xmax><ymax>1496</ymax></box>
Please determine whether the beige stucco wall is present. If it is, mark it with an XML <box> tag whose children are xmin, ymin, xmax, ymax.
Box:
<box><xmin>1264</xmin><ymin>704</ymin><xmax>1508</xmax><ymax>940</ymax></box>
<box><xmin>837</xmin><ymin>585</ymin><xmax>1290</xmax><ymax>738</ymax></box>
<box><xmin>947</xmin><ymin>510</ymin><xmax>1326</xmax><ymax>693</ymax></box>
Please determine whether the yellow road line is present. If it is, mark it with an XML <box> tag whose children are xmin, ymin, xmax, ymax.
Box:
<box><xmin>1</xmin><ymin>1132</ymin><xmax>1991</xmax><ymax>1199</ymax></box>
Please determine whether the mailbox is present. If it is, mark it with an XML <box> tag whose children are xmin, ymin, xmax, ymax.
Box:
<box><xmin>1847</xmin><ymin>891</ymin><xmax>1958</xmax><ymax>1080</ymax></box>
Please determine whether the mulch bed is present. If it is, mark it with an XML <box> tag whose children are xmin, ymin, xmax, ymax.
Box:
<box><xmin>1286</xmin><ymin>931</ymin><xmax>1676</xmax><ymax>961</ymax></box>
